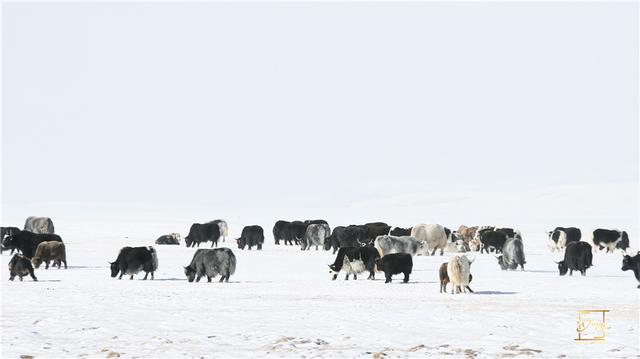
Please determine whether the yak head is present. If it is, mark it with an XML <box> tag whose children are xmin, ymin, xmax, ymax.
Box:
<box><xmin>621</xmin><ymin>252</ymin><xmax>639</xmax><ymax>271</ymax></box>
<box><xmin>465</xmin><ymin>256</ymin><xmax>475</xmax><ymax>265</ymax></box>
<box><xmin>556</xmin><ymin>260</ymin><xmax>569</xmax><ymax>276</ymax></box>
<box><xmin>496</xmin><ymin>255</ymin><xmax>508</xmax><ymax>270</ymax></box>
<box><xmin>184</xmin><ymin>235</ymin><xmax>193</xmax><ymax>247</ymax></box>
<box><xmin>323</xmin><ymin>239</ymin><xmax>332</xmax><ymax>251</ymax></box>
<box><xmin>31</xmin><ymin>256</ymin><xmax>43</xmax><ymax>269</ymax></box>
<box><xmin>184</xmin><ymin>265</ymin><xmax>197</xmax><ymax>282</ymax></box>
<box><xmin>2</xmin><ymin>234</ymin><xmax>16</xmax><ymax>249</ymax></box>
<box><xmin>414</xmin><ymin>240</ymin><xmax>429</xmax><ymax>256</ymax></box>
<box><xmin>328</xmin><ymin>264</ymin><xmax>339</xmax><ymax>280</ymax></box>
<box><xmin>109</xmin><ymin>261</ymin><xmax>119</xmax><ymax>278</ymax></box>
<box><xmin>236</xmin><ymin>238</ymin><xmax>246</xmax><ymax>250</ymax></box>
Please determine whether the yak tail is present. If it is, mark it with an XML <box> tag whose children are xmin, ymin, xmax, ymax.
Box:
<box><xmin>517</xmin><ymin>249</ymin><xmax>526</xmax><ymax>266</ymax></box>
<box><xmin>148</xmin><ymin>246</ymin><xmax>159</xmax><ymax>271</ymax></box>
<box><xmin>218</xmin><ymin>221</ymin><xmax>229</xmax><ymax>237</ymax></box>
<box><xmin>228</xmin><ymin>250</ymin><xmax>237</xmax><ymax>275</ymax></box>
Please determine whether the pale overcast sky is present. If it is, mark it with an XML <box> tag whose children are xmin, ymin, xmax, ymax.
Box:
<box><xmin>2</xmin><ymin>2</ymin><xmax>638</xmax><ymax>207</ymax></box>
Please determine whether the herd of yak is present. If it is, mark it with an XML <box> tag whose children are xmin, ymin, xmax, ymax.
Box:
<box><xmin>1</xmin><ymin>216</ymin><xmax>639</xmax><ymax>291</ymax></box>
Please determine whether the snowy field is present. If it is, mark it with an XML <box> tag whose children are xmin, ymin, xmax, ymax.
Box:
<box><xmin>1</xmin><ymin>183</ymin><xmax>639</xmax><ymax>358</ymax></box>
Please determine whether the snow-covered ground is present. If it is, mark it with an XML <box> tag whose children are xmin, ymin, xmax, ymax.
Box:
<box><xmin>1</xmin><ymin>183</ymin><xmax>639</xmax><ymax>358</ymax></box>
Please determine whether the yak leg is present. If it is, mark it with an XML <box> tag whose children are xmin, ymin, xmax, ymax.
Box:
<box><xmin>45</xmin><ymin>260</ymin><xmax>50</xmax><ymax>269</ymax></box>
<box><xmin>353</xmin><ymin>274</ymin><xmax>357</xmax><ymax>280</ymax></box>
<box><xmin>466</xmin><ymin>285</ymin><xmax>474</xmax><ymax>293</ymax></box>
<box><xmin>368</xmin><ymin>271</ymin><xmax>374</xmax><ymax>280</ymax></box>
<box><xmin>29</xmin><ymin>268</ymin><xmax>38</xmax><ymax>281</ymax></box>
<box><xmin>385</xmin><ymin>275</ymin><xmax>392</xmax><ymax>283</ymax></box>
<box><xmin>143</xmin><ymin>272</ymin><xmax>149</xmax><ymax>280</ymax></box>
<box><xmin>403</xmin><ymin>272</ymin><xmax>410</xmax><ymax>283</ymax></box>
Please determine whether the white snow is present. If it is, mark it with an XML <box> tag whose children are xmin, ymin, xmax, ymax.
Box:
<box><xmin>1</xmin><ymin>183</ymin><xmax>638</xmax><ymax>358</ymax></box>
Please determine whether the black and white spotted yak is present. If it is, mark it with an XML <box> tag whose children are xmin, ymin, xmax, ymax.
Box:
<box><xmin>592</xmin><ymin>229</ymin><xmax>629</xmax><ymax>253</ymax></box>
<box><xmin>328</xmin><ymin>246</ymin><xmax>380</xmax><ymax>280</ymax></box>
<box><xmin>547</xmin><ymin>227</ymin><xmax>581</xmax><ymax>252</ymax></box>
